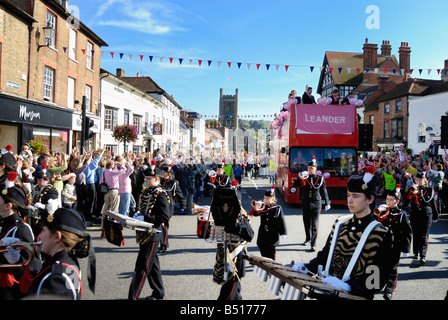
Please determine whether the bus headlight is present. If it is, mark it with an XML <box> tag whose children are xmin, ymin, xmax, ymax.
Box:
<box><xmin>290</xmin><ymin>187</ymin><xmax>297</xmax><ymax>194</ymax></box>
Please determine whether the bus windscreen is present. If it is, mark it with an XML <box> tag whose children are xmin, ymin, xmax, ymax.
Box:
<box><xmin>289</xmin><ymin>147</ymin><xmax>357</xmax><ymax>177</ymax></box>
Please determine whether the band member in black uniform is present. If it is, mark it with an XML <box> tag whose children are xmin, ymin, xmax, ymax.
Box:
<box><xmin>0</xmin><ymin>145</ymin><xmax>17</xmax><ymax>185</ymax></box>
<box><xmin>293</xmin><ymin>157</ymin><xmax>330</xmax><ymax>251</ymax></box>
<box><xmin>23</xmin><ymin>207</ymin><xmax>96</xmax><ymax>300</ymax></box>
<box><xmin>406</xmin><ymin>172</ymin><xmax>436</xmax><ymax>266</ymax></box>
<box><xmin>159</xmin><ymin>165</ymin><xmax>186</xmax><ymax>253</ymax></box>
<box><xmin>375</xmin><ymin>185</ymin><xmax>412</xmax><ymax>300</ymax></box>
<box><xmin>129</xmin><ymin>167</ymin><xmax>170</xmax><ymax>300</ymax></box>
<box><xmin>210</xmin><ymin>163</ymin><xmax>231</xmax><ymax>189</ymax></box>
<box><xmin>293</xmin><ymin>167</ymin><xmax>394</xmax><ymax>300</ymax></box>
<box><xmin>0</xmin><ymin>172</ymin><xmax>41</xmax><ymax>300</ymax></box>
<box><xmin>30</xmin><ymin>164</ymin><xmax>59</xmax><ymax>241</ymax></box>
<box><xmin>249</xmin><ymin>186</ymin><xmax>287</xmax><ymax>260</ymax></box>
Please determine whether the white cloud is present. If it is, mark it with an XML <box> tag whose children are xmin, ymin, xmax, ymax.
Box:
<box><xmin>91</xmin><ymin>0</ymin><xmax>184</xmax><ymax>35</ymax></box>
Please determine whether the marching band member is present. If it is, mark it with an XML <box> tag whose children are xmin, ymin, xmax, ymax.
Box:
<box><xmin>407</xmin><ymin>172</ymin><xmax>436</xmax><ymax>266</ymax></box>
<box><xmin>210</xmin><ymin>162</ymin><xmax>231</xmax><ymax>189</ymax></box>
<box><xmin>293</xmin><ymin>157</ymin><xmax>330</xmax><ymax>252</ymax></box>
<box><xmin>293</xmin><ymin>167</ymin><xmax>394</xmax><ymax>299</ymax></box>
<box><xmin>23</xmin><ymin>207</ymin><xmax>96</xmax><ymax>300</ymax></box>
<box><xmin>376</xmin><ymin>185</ymin><xmax>412</xmax><ymax>300</ymax></box>
<box><xmin>129</xmin><ymin>167</ymin><xmax>170</xmax><ymax>300</ymax></box>
<box><xmin>30</xmin><ymin>165</ymin><xmax>60</xmax><ymax>241</ymax></box>
<box><xmin>249</xmin><ymin>186</ymin><xmax>287</xmax><ymax>260</ymax></box>
<box><xmin>0</xmin><ymin>172</ymin><xmax>40</xmax><ymax>300</ymax></box>
<box><xmin>159</xmin><ymin>165</ymin><xmax>186</xmax><ymax>253</ymax></box>
<box><xmin>0</xmin><ymin>145</ymin><xmax>16</xmax><ymax>184</ymax></box>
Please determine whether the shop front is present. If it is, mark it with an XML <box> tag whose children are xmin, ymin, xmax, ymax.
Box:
<box><xmin>0</xmin><ymin>93</ymin><xmax>73</xmax><ymax>154</ymax></box>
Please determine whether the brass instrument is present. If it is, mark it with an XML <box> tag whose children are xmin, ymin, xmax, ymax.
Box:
<box><xmin>193</xmin><ymin>203</ymin><xmax>211</xmax><ymax>221</ymax></box>
<box><xmin>0</xmin><ymin>242</ymin><xmax>35</xmax><ymax>269</ymax></box>
<box><xmin>373</xmin><ymin>204</ymin><xmax>389</xmax><ymax>220</ymax></box>
<box><xmin>251</xmin><ymin>200</ymin><xmax>265</xmax><ymax>211</ymax></box>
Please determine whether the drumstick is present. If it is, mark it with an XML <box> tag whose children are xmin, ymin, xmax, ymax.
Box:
<box><xmin>290</xmin><ymin>259</ymin><xmax>322</xmax><ymax>280</ymax></box>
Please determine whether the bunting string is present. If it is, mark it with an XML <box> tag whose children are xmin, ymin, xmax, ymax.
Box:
<box><xmin>98</xmin><ymin>50</ymin><xmax>448</xmax><ymax>75</ymax></box>
<box><xmin>62</xmin><ymin>47</ymin><xmax>448</xmax><ymax>75</ymax></box>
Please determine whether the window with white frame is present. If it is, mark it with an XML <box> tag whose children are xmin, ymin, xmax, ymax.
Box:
<box><xmin>133</xmin><ymin>115</ymin><xmax>142</xmax><ymax>134</ymax></box>
<box><xmin>85</xmin><ymin>85</ymin><xmax>92</xmax><ymax>112</ymax></box>
<box><xmin>69</xmin><ymin>28</ymin><xmax>76</xmax><ymax>60</ymax></box>
<box><xmin>86</xmin><ymin>41</ymin><xmax>93</xmax><ymax>69</ymax></box>
<box><xmin>44</xmin><ymin>66</ymin><xmax>54</xmax><ymax>101</ymax></box>
<box><xmin>67</xmin><ymin>77</ymin><xmax>75</xmax><ymax>108</ymax></box>
<box><xmin>396</xmin><ymin>100</ymin><xmax>402</xmax><ymax>112</ymax></box>
<box><xmin>104</xmin><ymin>107</ymin><xmax>118</xmax><ymax>130</ymax></box>
<box><xmin>46</xmin><ymin>11</ymin><xmax>56</xmax><ymax>48</ymax></box>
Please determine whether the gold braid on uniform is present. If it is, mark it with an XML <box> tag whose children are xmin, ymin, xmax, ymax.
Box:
<box><xmin>136</xmin><ymin>186</ymin><xmax>170</xmax><ymax>245</ymax></box>
<box><xmin>328</xmin><ymin>219</ymin><xmax>388</xmax><ymax>280</ymax></box>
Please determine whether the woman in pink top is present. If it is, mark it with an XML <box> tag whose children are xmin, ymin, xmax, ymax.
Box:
<box><xmin>117</xmin><ymin>155</ymin><xmax>134</xmax><ymax>216</ymax></box>
<box><xmin>100</xmin><ymin>159</ymin><xmax>127</xmax><ymax>216</ymax></box>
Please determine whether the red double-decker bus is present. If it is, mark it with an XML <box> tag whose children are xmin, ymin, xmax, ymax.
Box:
<box><xmin>272</xmin><ymin>102</ymin><xmax>359</xmax><ymax>204</ymax></box>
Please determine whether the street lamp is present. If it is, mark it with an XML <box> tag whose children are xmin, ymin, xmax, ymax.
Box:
<box><xmin>38</xmin><ymin>26</ymin><xmax>55</xmax><ymax>51</ymax></box>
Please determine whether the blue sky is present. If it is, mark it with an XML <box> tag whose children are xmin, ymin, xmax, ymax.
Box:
<box><xmin>72</xmin><ymin>0</ymin><xmax>448</xmax><ymax>118</ymax></box>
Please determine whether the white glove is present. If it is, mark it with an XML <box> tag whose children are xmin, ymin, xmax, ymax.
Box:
<box><xmin>34</xmin><ymin>202</ymin><xmax>45</xmax><ymax>210</ymax></box>
<box><xmin>322</xmin><ymin>276</ymin><xmax>351</xmax><ymax>292</ymax></box>
<box><xmin>292</xmin><ymin>261</ymin><xmax>308</xmax><ymax>274</ymax></box>
<box><xmin>1</xmin><ymin>237</ymin><xmax>21</xmax><ymax>264</ymax></box>
<box><xmin>281</xmin><ymin>235</ymin><xmax>287</xmax><ymax>239</ymax></box>
<box><xmin>133</xmin><ymin>212</ymin><xmax>144</xmax><ymax>221</ymax></box>
<box><xmin>325</xmin><ymin>204</ymin><xmax>331</xmax><ymax>211</ymax></box>
<box><xmin>402</xmin><ymin>252</ymin><xmax>409</xmax><ymax>258</ymax></box>
<box><xmin>299</xmin><ymin>171</ymin><xmax>309</xmax><ymax>179</ymax></box>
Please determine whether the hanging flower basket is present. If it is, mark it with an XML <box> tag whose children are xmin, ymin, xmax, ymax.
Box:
<box><xmin>29</xmin><ymin>139</ymin><xmax>50</xmax><ymax>155</ymax></box>
<box><xmin>112</xmin><ymin>124</ymin><xmax>139</xmax><ymax>144</ymax></box>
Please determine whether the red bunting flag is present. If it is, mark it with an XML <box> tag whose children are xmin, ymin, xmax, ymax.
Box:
<box><xmin>383</xmin><ymin>69</ymin><xmax>387</xmax><ymax>74</ymax></box>
<box><xmin>81</xmin><ymin>49</ymin><xmax>86</xmax><ymax>55</ymax></box>
<box><xmin>356</xmin><ymin>68</ymin><xmax>360</xmax><ymax>74</ymax></box>
<box><xmin>256</xmin><ymin>64</ymin><xmax>261</xmax><ymax>70</ymax></box>
<box><xmin>285</xmin><ymin>65</ymin><xmax>289</xmax><ymax>72</ymax></box>
<box><xmin>198</xmin><ymin>60</ymin><xmax>203</xmax><ymax>66</ymax></box>
<box><xmin>227</xmin><ymin>62</ymin><xmax>232</xmax><ymax>68</ymax></box>
<box><xmin>110</xmin><ymin>52</ymin><xmax>114</xmax><ymax>58</ymax></box>
<box><xmin>139</xmin><ymin>55</ymin><xmax>144</xmax><ymax>61</ymax></box>
<box><xmin>169</xmin><ymin>57</ymin><xmax>174</xmax><ymax>63</ymax></box>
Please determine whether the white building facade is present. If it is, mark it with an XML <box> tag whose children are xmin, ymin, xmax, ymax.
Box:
<box><xmin>100</xmin><ymin>71</ymin><xmax>165</xmax><ymax>155</ymax></box>
<box><xmin>408</xmin><ymin>90</ymin><xmax>448</xmax><ymax>154</ymax></box>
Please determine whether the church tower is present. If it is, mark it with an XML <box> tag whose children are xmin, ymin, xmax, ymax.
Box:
<box><xmin>219</xmin><ymin>88</ymin><xmax>238</xmax><ymax>129</ymax></box>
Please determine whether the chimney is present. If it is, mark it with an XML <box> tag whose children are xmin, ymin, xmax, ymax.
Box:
<box><xmin>116</xmin><ymin>68</ymin><xmax>125</xmax><ymax>78</ymax></box>
<box><xmin>399</xmin><ymin>42</ymin><xmax>411</xmax><ymax>72</ymax></box>
<box><xmin>381</xmin><ymin>40</ymin><xmax>391</xmax><ymax>57</ymax></box>
<box><xmin>363</xmin><ymin>39</ymin><xmax>378</xmax><ymax>70</ymax></box>
<box><xmin>442</xmin><ymin>59</ymin><xmax>448</xmax><ymax>82</ymax></box>
<box><xmin>61</xmin><ymin>0</ymin><xmax>69</xmax><ymax>10</ymax></box>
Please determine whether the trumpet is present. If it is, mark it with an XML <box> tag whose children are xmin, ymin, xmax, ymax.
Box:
<box><xmin>192</xmin><ymin>203</ymin><xmax>211</xmax><ymax>214</ymax></box>
<box><xmin>251</xmin><ymin>200</ymin><xmax>265</xmax><ymax>211</ymax></box>
<box><xmin>0</xmin><ymin>241</ymin><xmax>36</xmax><ymax>269</ymax></box>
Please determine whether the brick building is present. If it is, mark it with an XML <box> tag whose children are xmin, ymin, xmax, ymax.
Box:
<box><xmin>0</xmin><ymin>0</ymin><xmax>107</xmax><ymax>153</ymax></box>
<box><xmin>317</xmin><ymin>39</ymin><xmax>411</xmax><ymax>123</ymax></box>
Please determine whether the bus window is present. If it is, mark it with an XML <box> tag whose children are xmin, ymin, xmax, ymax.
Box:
<box><xmin>289</xmin><ymin>148</ymin><xmax>323</xmax><ymax>173</ymax></box>
<box><xmin>323</xmin><ymin>148</ymin><xmax>357</xmax><ymax>177</ymax></box>
<box><xmin>289</xmin><ymin>147</ymin><xmax>357</xmax><ymax>176</ymax></box>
